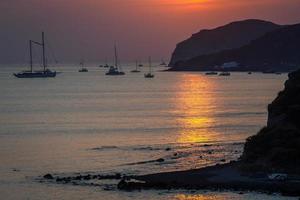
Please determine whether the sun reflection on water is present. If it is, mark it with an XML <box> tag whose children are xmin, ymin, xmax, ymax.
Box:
<box><xmin>173</xmin><ymin>74</ymin><xmax>217</xmax><ymax>143</ymax></box>
<box><xmin>174</xmin><ymin>194</ymin><xmax>224</xmax><ymax>200</ymax></box>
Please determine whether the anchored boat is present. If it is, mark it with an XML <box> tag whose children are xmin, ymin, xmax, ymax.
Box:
<box><xmin>144</xmin><ymin>57</ymin><xmax>155</xmax><ymax>78</ymax></box>
<box><xmin>106</xmin><ymin>45</ymin><xmax>125</xmax><ymax>76</ymax></box>
<box><xmin>14</xmin><ymin>32</ymin><xmax>56</xmax><ymax>78</ymax></box>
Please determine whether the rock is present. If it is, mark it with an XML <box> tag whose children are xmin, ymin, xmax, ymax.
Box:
<box><xmin>74</xmin><ymin>175</ymin><xmax>82</xmax><ymax>180</ymax></box>
<box><xmin>83</xmin><ymin>174</ymin><xmax>91</xmax><ymax>180</ymax></box>
<box><xmin>117</xmin><ymin>179</ymin><xmax>146</xmax><ymax>190</ymax></box>
<box><xmin>156</xmin><ymin>158</ymin><xmax>165</xmax><ymax>163</ymax></box>
<box><xmin>242</xmin><ymin>69</ymin><xmax>300</xmax><ymax>173</ymax></box>
<box><xmin>43</xmin><ymin>174</ymin><xmax>54</xmax><ymax>180</ymax></box>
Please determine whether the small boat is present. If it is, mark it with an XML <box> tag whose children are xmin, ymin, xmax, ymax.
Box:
<box><xmin>78</xmin><ymin>61</ymin><xmax>88</xmax><ymax>72</ymax></box>
<box><xmin>106</xmin><ymin>66</ymin><xmax>125</xmax><ymax>75</ymax></box>
<box><xmin>138</xmin><ymin>64</ymin><xmax>143</xmax><ymax>67</ymax></box>
<box><xmin>144</xmin><ymin>57</ymin><xmax>155</xmax><ymax>78</ymax></box>
<box><xmin>160</xmin><ymin>59</ymin><xmax>167</xmax><ymax>66</ymax></box>
<box><xmin>248</xmin><ymin>72</ymin><xmax>252</xmax><ymax>74</ymax></box>
<box><xmin>131</xmin><ymin>60</ymin><xmax>141</xmax><ymax>73</ymax></box>
<box><xmin>106</xmin><ymin>44</ymin><xmax>125</xmax><ymax>76</ymax></box>
<box><xmin>205</xmin><ymin>72</ymin><xmax>218</xmax><ymax>75</ymax></box>
<box><xmin>103</xmin><ymin>58</ymin><xmax>109</xmax><ymax>68</ymax></box>
<box><xmin>219</xmin><ymin>72</ymin><xmax>231</xmax><ymax>76</ymax></box>
<box><xmin>14</xmin><ymin>32</ymin><xmax>56</xmax><ymax>78</ymax></box>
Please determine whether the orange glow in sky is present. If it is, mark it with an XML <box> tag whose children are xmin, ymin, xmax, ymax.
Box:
<box><xmin>1</xmin><ymin>0</ymin><xmax>300</xmax><ymax>63</ymax></box>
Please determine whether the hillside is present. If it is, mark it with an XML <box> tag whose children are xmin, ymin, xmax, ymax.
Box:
<box><xmin>169</xmin><ymin>19</ymin><xmax>281</xmax><ymax>66</ymax></box>
<box><xmin>170</xmin><ymin>23</ymin><xmax>300</xmax><ymax>72</ymax></box>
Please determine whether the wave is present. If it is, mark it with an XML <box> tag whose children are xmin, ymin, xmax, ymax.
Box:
<box><xmin>90</xmin><ymin>146</ymin><xmax>119</xmax><ymax>151</ymax></box>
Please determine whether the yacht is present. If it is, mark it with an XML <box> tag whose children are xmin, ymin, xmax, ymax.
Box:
<box><xmin>144</xmin><ymin>57</ymin><xmax>155</xmax><ymax>78</ymax></box>
<box><xmin>14</xmin><ymin>32</ymin><xmax>56</xmax><ymax>78</ymax></box>
<box><xmin>78</xmin><ymin>61</ymin><xmax>88</xmax><ymax>72</ymax></box>
<box><xmin>131</xmin><ymin>61</ymin><xmax>141</xmax><ymax>73</ymax></box>
<box><xmin>105</xmin><ymin>45</ymin><xmax>125</xmax><ymax>76</ymax></box>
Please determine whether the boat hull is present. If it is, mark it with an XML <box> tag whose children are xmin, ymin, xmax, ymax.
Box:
<box><xmin>144</xmin><ymin>73</ymin><xmax>154</xmax><ymax>78</ymax></box>
<box><xmin>14</xmin><ymin>71</ymin><xmax>56</xmax><ymax>78</ymax></box>
<box><xmin>105</xmin><ymin>72</ymin><xmax>125</xmax><ymax>76</ymax></box>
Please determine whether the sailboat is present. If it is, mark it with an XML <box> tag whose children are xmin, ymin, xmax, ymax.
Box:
<box><xmin>144</xmin><ymin>57</ymin><xmax>155</xmax><ymax>78</ymax></box>
<box><xmin>131</xmin><ymin>60</ymin><xmax>141</xmax><ymax>73</ymax></box>
<box><xmin>160</xmin><ymin>59</ymin><xmax>167</xmax><ymax>66</ymax></box>
<box><xmin>103</xmin><ymin>58</ymin><xmax>109</xmax><ymax>68</ymax></box>
<box><xmin>78</xmin><ymin>60</ymin><xmax>88</xmax><ymax>72</ymax></box>
<box><xmin>14</xmin><ymin>32</ymin><xmax>56</xmax><ymax>78</ymax></box>
<box><xmin>105</xmin><ymin>45</ymin><xmax>125</xmax><ymax>76</ymax></box>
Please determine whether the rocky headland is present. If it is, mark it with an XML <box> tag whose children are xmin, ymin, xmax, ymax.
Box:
<box><xmin>169</xmin><ymin>19</ymin><xmax>300</xmax><ymax>72</ymax></box>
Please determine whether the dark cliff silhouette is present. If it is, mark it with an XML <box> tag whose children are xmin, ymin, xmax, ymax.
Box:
<box><xmin>242</xmin><ymin>69</ymin><xmax>300</xmax><ymax>173</ymax></box>
<box><xmin>169</xmin><ymin>19</ymin><xmax>281</xmax><ymax>66</ymax></box>
<box><xmin>169</xmin><ymin>20</ymin><xmax>300</xmax><ymax>72</ymax></box>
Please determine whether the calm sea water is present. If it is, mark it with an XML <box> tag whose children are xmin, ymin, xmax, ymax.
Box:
<box><xmin>0</xmin><ymin>63</ymin><xmax>296</xmax><ymax>200</ymax></box>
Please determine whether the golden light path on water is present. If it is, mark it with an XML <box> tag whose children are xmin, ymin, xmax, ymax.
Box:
<box><xmin>174</xmin><ymin>74</ymin><xmax>218</xmax><ymax>143</ymax></box>
<box><xmin>175</xmin><ymin>194</ymin><xmax>222</xmax><ymax>200</ymax></box>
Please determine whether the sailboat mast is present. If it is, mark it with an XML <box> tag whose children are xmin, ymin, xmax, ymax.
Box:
<box><xmin>114</xmin><ymin>44</ymin><xmax>118</xmax><ymax>69</ymax></box>
<box><xmin>136</xmin><ymin>60</ymin><xmax>138</xmax><ymax>71</ymax></box>
<box><xmin>29</xmin><ymin>40</ymin><xmax>33</xmax><ymax>72</ymax></box>
<box><xmin>149</xmin><ymin>56</ymin><xmax>152</xmax><ymax>73</ymax></box>
<box><xmin>42</xmin><ymin>32</ymin><xmax>46</xmax><ymax>72</ymax></box>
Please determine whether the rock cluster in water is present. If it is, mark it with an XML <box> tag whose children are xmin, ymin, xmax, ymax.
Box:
<box><xmin>242</xmin><ymin>70</ymin><xmax>300</xmax><ymax>173</ymax></box>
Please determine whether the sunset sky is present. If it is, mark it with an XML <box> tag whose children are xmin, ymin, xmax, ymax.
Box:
<box><xmin>1</xmin><ymin>0</ymin><xmax>300</xmax><ymax>64</ymax></box>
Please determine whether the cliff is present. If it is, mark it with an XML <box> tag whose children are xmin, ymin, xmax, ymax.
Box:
<box><xmin>169</xmin><ymin>19</ymin><xmax>281</xmax><ymax>66</ymax></box>
<box><xmin>242</xmin><ymin>70</ymin><xmax>300</xmax><ymax>173</ymax></box>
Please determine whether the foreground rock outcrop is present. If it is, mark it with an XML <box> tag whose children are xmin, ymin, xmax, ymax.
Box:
<box><xmin>118</xmin><ymin>70</ymin><xmax>300</xmax><ymax>196</ymax></box>
<box><xmin>242</xmin><ymin>70</ymin><xmax>300</xmax><ymax>173</ymax></box>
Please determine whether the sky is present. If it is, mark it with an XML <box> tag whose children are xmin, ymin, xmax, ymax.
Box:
<box><xmin>1</xmin><ymin>0</ymin><xmax>300</xmax><ymax>64</ymax></box>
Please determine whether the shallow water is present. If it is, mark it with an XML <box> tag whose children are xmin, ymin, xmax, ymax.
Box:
<box><xmin>0</xmin><ymin>64</ymin><xmax>296</xmax><ymax>199</ymax></box>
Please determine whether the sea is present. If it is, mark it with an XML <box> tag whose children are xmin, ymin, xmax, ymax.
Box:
<box><xmin>0</xmin><ymin>63</ymin><xmax>297</xmax><ymax>200</ymax></box>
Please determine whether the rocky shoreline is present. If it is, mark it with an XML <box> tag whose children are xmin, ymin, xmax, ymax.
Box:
<box><xmin>117</xmin><ymin>162</ymin><xmax>300</xmax><ymax>196</ymax></box>
<box><xmin>117</xmin><ymin>69</ymin><xmax>300</xmax><ymax>197</ymax></box>
<box><xmin>42</xmin><ymin>70</ymin><xmax>300</xmax><ymax>197</ymax></box>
